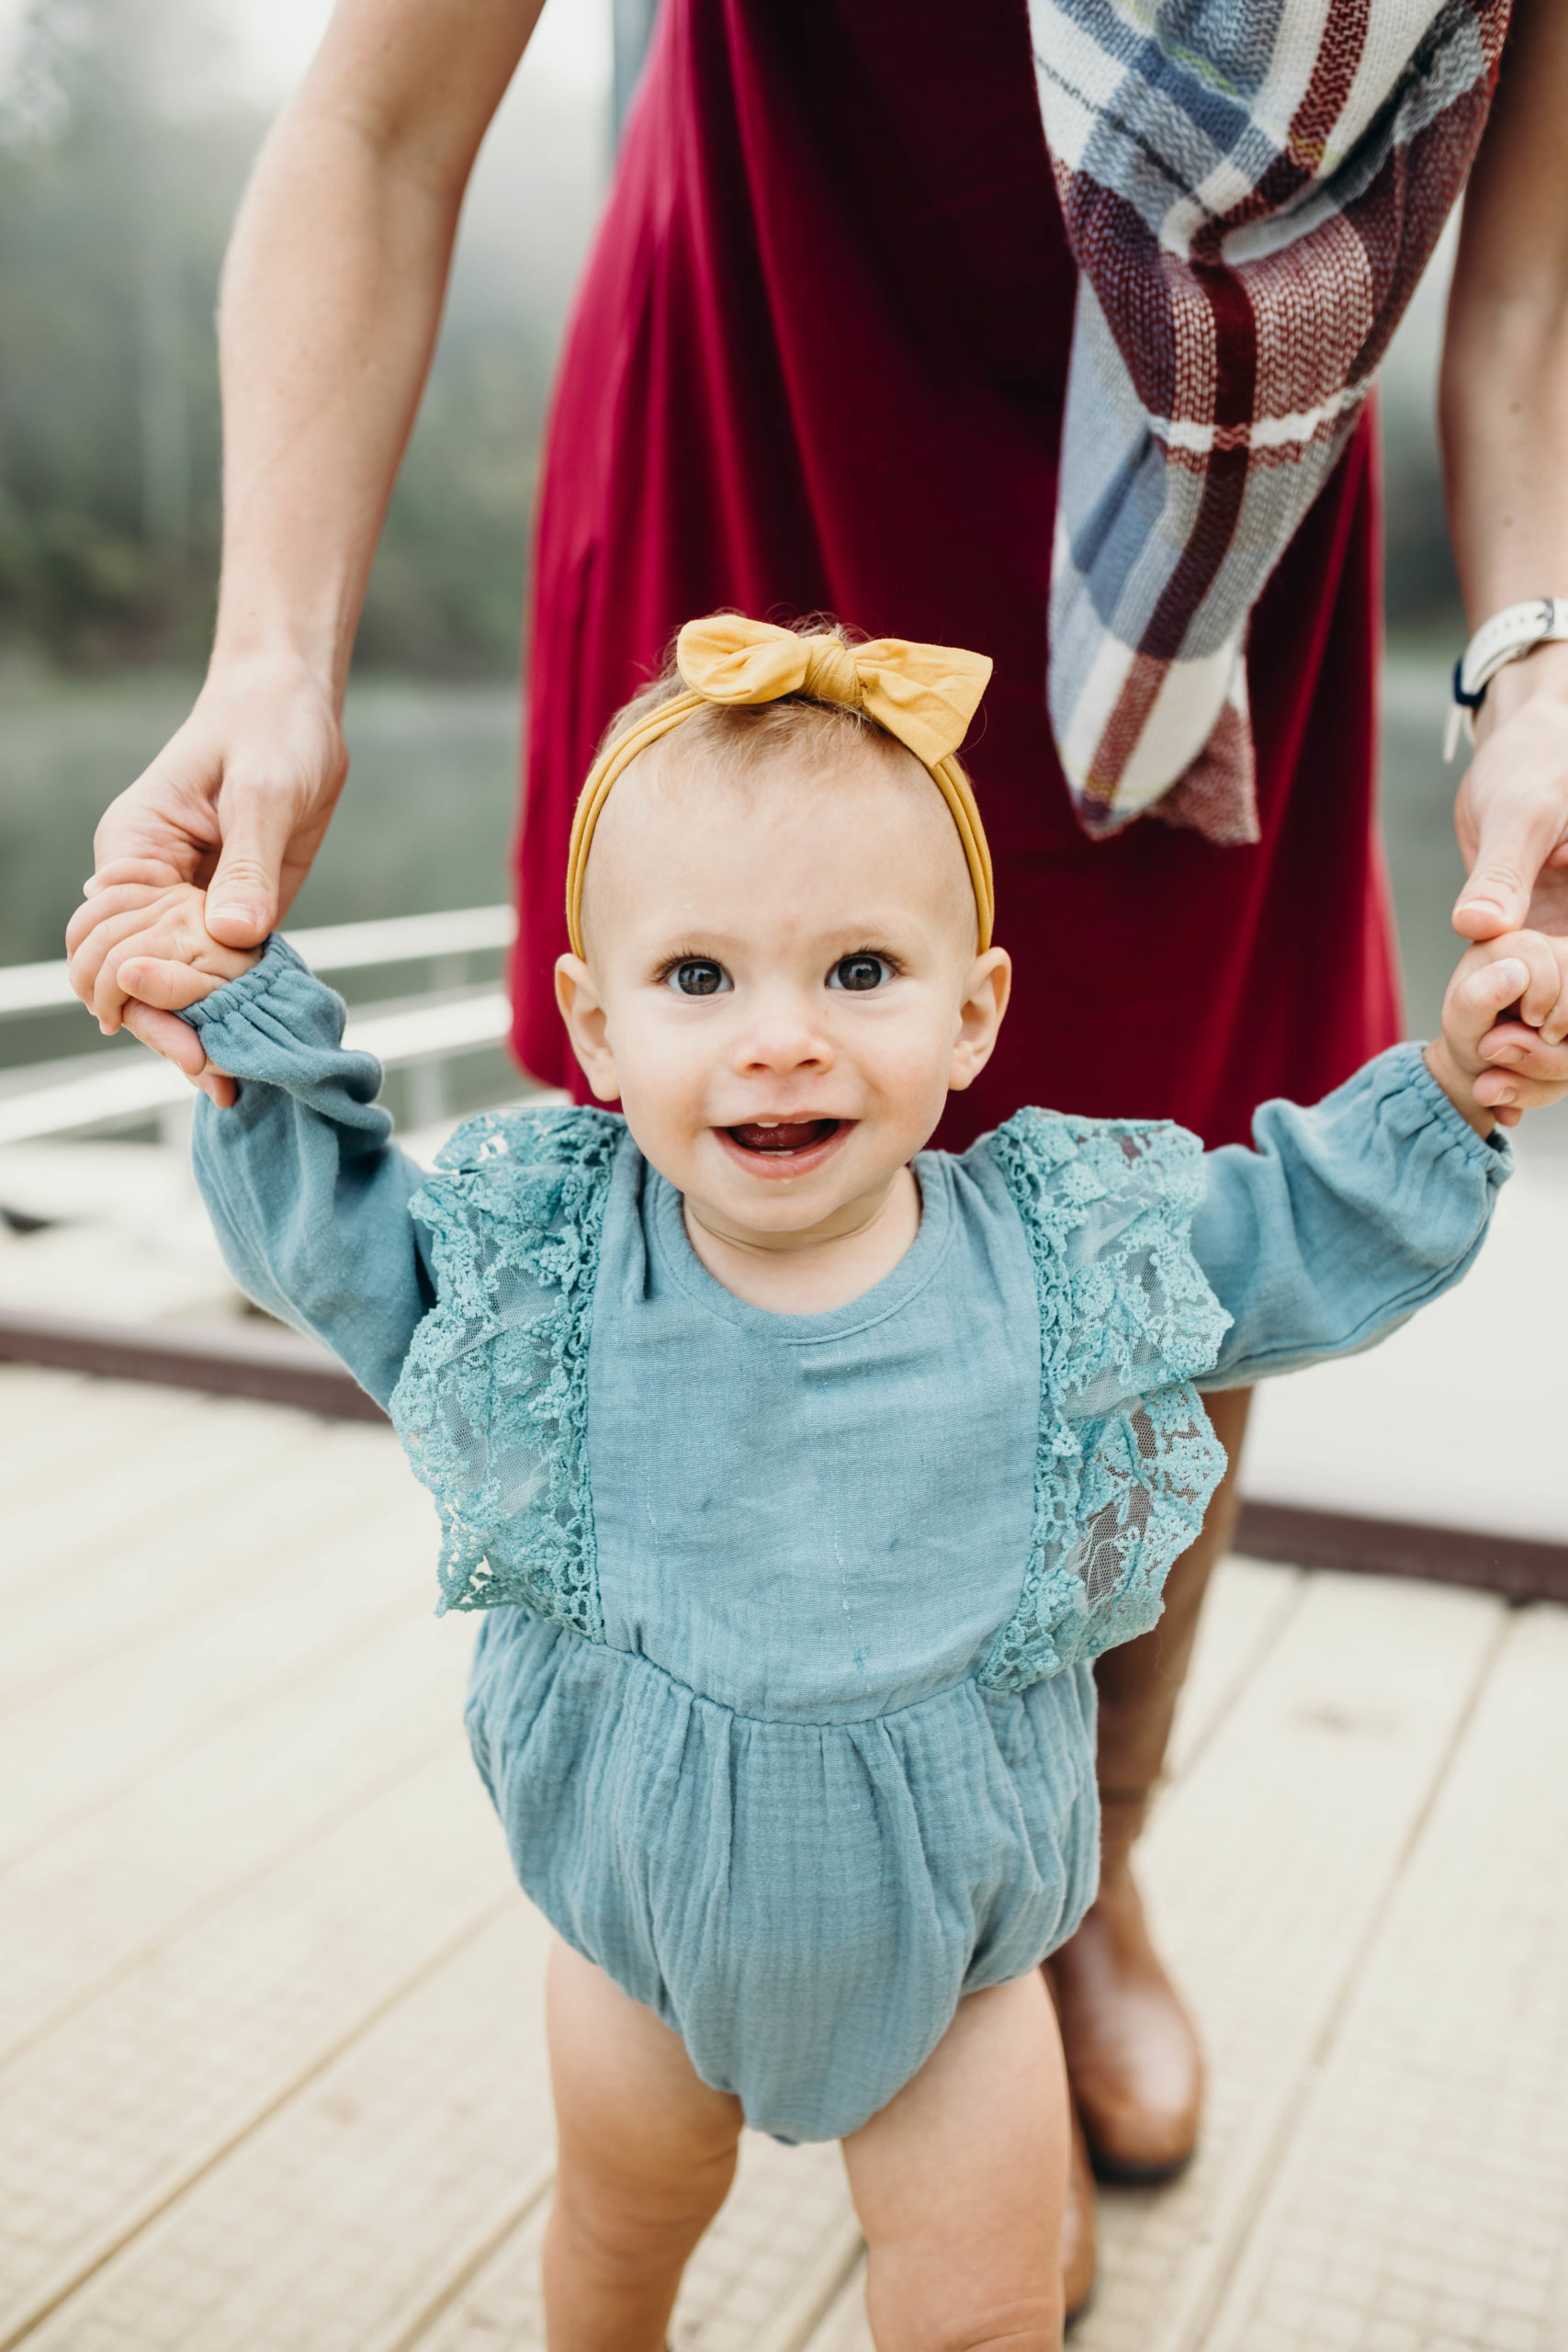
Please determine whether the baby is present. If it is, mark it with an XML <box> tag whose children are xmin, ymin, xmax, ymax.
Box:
<box><xmin>67</xmin><ymin>616</ymin><xmax>1568</xmax><ymax>2351</ymax></box>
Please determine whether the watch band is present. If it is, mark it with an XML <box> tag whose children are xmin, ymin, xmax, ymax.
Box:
<box><xmin>1445</xmin><ymin>597</ymin><xmax>1568</xmax><ymax>761</ymax></box>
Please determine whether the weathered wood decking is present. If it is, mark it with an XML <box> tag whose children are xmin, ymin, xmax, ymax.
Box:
<box><xmin>2</xmin><ymin>1364</ymin><xmax>1564</xmax><ymax>2352</ymax></box>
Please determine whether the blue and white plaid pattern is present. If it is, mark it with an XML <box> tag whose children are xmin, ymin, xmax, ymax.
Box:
<box><xmin>1028</xmin><ymin>0</ymin><xmax>1510</xmax><ymax>842</ymax></box>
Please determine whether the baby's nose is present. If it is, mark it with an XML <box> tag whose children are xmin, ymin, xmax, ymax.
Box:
<box><xmin>733</xmin><ymin>1010</ymin><xmax>834</xmax><ymax>1075</ymax></box>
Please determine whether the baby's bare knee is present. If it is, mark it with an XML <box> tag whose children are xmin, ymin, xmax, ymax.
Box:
<box><xmin>550</xmin><ymin>2141</ymin><xmax>737</xmax><ymax>2287</ymax></box>
<box><xmin>550</xmin><ymin>2195</ymin><xmax>685</xmax><ymax>2290</ymax></box>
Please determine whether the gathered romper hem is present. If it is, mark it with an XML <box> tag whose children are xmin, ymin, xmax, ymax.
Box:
<box><xmin>463</xmin><ymin>1600</ymin><xmax>1102</xmax><ymax>2143</ymax></box>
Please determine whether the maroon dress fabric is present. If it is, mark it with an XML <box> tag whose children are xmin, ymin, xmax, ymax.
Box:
<box><xmin>513</xmin><ymin>0</ymin><xmax>1401</xmax><ymax>1152</ymax></box>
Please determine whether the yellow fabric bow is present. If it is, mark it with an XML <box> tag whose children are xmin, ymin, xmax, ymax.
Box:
<box><xmin>564</xmin><ymin>614</ymin><xmax>996</xmax><ymax>956</ymax></box>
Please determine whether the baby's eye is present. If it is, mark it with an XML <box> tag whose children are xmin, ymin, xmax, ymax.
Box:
<box><xmin>827</xmin><ymin>954</ymin><xmax>894</xmax><ymax>993</ymax></box>
<box><xmin>664</xmin><ymin>958</ymin><xmax>731</xmax><ymax>997</ymax></box>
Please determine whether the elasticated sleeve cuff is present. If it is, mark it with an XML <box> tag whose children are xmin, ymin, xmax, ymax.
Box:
<box><xmin>182</xmin><ymin>933</ymin><xmax>432</xmax><ymax>1408</ymax></box>
<box><xmin>1191</xmin><ymin>1040</ymin><xmax>1510</xmax><ymax>1392</ymax></box>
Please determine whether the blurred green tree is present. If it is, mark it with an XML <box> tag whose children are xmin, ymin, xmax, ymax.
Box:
<box><xmin>0</xmin><ymin>0</ymin><xmax>565</xmax><ymax>674</ymax></box>
<box><xmin>0</xmin><ymin>0</ymin><xmax>232</xmax><ymax>660</ymax></box>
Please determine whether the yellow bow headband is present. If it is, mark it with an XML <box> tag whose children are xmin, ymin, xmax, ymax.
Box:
<box><xmin>564</xmin><ymin>615</ymin><xmax>996</xmax><ymax>957</ymax></box>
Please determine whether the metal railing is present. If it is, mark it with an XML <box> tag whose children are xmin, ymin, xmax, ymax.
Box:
<box><xmin>0</xmin><ymin>905</ymin><xmax>527</xmax><ymax>1145</ymax></box>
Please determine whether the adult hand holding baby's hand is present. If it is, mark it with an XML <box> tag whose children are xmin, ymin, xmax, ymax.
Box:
<box><xmin>1426</xmin><ymin>929</ymin><xmax>1568</xmax><ymax>1134</ymax></box>
<box><xmin>70</xmin><ymin>652</ymin><xmax>346</xmax><ymax>1077</ymax></box>
<box><xmin>65</xmin><ymin>873</ymin><xmax>262</xmax><ymax>1108</ymax></box>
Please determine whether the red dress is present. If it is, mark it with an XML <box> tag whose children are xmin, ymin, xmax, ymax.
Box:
<box><xmin>513</xmin><ymin>0</ymin><xmax>1401</xmax><ymax>1152</ymax></box>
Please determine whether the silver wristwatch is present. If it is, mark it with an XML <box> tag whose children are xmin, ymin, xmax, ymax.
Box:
<box><xmin>1445</xmin><ymin>597</ymin><xmax>1568</xmax><ymax>761</ymax></box>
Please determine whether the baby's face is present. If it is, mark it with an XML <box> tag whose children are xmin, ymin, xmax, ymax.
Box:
<box><xmin>556</xmin><ymin>736</ymin><xmax>1010</xmax><ymax>1246</ymax></box>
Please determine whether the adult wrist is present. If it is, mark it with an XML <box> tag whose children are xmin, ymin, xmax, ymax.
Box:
<box><xmin>1474</xmin><ymin>636</ymin><xmax>1568</xmax><ymax>735</ymax></box>
<box><xmin>1450</xmin><ymin>603</ymin><xmax>1568</xmax><ymax>754</ymax></box>
<box><xmin>201</xmin><ymin>635</ymin><xmax>345</xmax><ymax>712</ymax></box>
<box><xmin>209</xmin><ymin>570</ymin><xmax>357</xmax><ymax>700</ymax></box>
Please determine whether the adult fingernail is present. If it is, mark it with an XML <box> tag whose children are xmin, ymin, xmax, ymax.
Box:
<box><xmin>210</xmin><ymin>901</ymin><xmax>263</xmax><ymax>928</ymax></box>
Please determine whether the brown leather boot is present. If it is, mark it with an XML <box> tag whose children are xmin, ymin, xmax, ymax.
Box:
<box><xmin>1052</xmin><ymin>1388</ymin><xmax>1253</xmax><ymax>2184</ymax></box>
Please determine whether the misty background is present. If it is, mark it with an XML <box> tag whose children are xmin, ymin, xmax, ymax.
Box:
<box><xmin>0</xmin><ymin>0</ymin><xmax>1472</xmax><ymax>1052</ymax></box>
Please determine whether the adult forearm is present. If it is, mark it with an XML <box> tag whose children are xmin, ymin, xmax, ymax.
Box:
<box><xmin>1438</xmin><ymin>0</ymin><xmax>1568</xmax><ymax>727</ymax></box>
<box><xmin>209</xmin><ymin>0</ymin><xmax>543</xmax><ymax>697</ymax></box>
<box><xmin>1441</xmin><ymin>277</ymin><xmax>1568</xmax><ymax>639</ymax></box>
<box><xmin>1439</xmin><ymin>255</ymin><xmax>1568</xmax><ymax>932</ymax></box>
<box><xmin>211</xmin><ymin>105</ymin><xmax>462</xmax><ymax>699</ymax></box>
<box><xmin>1429</xmin><ymin>0</ymin><xmax>1568</xmax><ymax>967</ymax></box>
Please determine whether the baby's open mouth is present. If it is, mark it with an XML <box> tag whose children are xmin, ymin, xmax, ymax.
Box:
<box><xmin>725</xmin><ymin>1118</ymin><xmax>843</xmax><ymax>1157</ymax></box>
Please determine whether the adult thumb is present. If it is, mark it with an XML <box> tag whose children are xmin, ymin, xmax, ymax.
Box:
<box><xmin>205</xmin><ymin>791</ymin><xmax>294</xmax><ymax>949</ymax></box>
<box><xmin>1451</xmin><ymin>811</ymin><xmax>1541</xmax><ymax>942</ymax></box>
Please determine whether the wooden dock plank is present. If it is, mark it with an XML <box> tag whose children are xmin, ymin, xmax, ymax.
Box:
<box><xmin>16</xmin><ymin>1907</ymin><xmax>556</xmax><ymax>2352</ymax></box>
<box><xmin>1164</xmin><ymin>1556</ymin><xmax>1304</xmax><ymax>1781</ymax></box>
<box><xmin>0</xmin><ymin>1612</ymin><xmax>469</xmax><ymax>2064</ymax></box>
<box><xmin>0</xmin><ymin>1418</ymin><xmax>402</xmax><ymax>1708</ymax></box>
<box><xmin>0</xmin><ymin>1745</ymin><xmax>512</xmax><ymax>2347</ymax></box>
<box><xmin>1200</xmin><ymin>1602</ymin><xmax>1568</xmax><ymax>2352</ymax></box>
<box><xmin>0</xmin><ymin>1493</ymin><xmax>438</xmax><ymax>1862</ymax></box>
<box><xmin>0</xmin><ymin>1365</ymin><xmax>176</xmax><ymax>1486</ymax></box>
<box><xmin>0</xmin><ymin>1372</ymin><xmax>310</xmax><ymax>1498</ymax></box>
<box><xmin>0</xmin><ymin>1390</ymin><xmax>343</xmax><ymax>1592</ymax></box>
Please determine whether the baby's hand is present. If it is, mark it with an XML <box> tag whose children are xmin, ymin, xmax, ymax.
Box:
<box><xmin>65</xmin><ymin>863</ymin><xmax>262</xmax><ymax>1035</ymax></box>
<box><xmin>1427</xmin><ymin>930</ymin><xmax>1568</xmax><ymax>1133</ymax></box>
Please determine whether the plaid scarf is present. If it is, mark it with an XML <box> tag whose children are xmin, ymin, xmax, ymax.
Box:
<box><xmin>1029</xmin><ymin>0</ymin><xmax>1512</xmax><ymax>844</ymax></box>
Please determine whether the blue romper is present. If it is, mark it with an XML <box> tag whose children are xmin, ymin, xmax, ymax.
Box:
<box><xmin>186</xmin><ymin>940</ymin><xmax>1508</xmax><ymax>2142</ymax></box>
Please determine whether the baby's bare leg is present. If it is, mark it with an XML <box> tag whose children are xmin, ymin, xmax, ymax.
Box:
<box><xmin>842</xmin><ymin>1971</ymin><xmax>1067</xmax><ymax>2352</ymax></box>
<box><xmin>543</xmin><ymin>1939</ymin><xmax>743</xmax><ymax>2352</ymax></box>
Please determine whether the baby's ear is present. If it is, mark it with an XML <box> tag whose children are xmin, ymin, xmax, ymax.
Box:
<box><xmin>555</xmin><ymin>955</ymin><xmax>620</xmax><ymax>1101</ymax></box>
<box><xmin>948</xmin><ymin>947</ymin><xmax>1011</xmax><ymax>1091</ymax></box>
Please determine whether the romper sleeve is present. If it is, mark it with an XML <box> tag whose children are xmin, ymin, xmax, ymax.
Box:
<box><xmin>1192</xmin><ymin>1042</ymin><xmax>1511</xmax><ymax>1391</ymax></box>
<box><xmin>182</xmin><ymin>935</ymin><xmax>434</xmax><ymax>1408</ymax></box>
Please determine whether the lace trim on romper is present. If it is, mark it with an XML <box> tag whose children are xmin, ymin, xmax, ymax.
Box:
<box><xmin>389</xmin><ymin>1105</ymin><xmax>623</xmax><ymax>1624</ymax></box>
<box><xmin>979</xmin><ymin>1109</ymin><xmax>1230</xmax><ymax>1690</ymax></box>
<box><xmin>389</xmin><ymin>1105</ymin><xmax>1229</xmax><ymax>1668</ymax></box>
